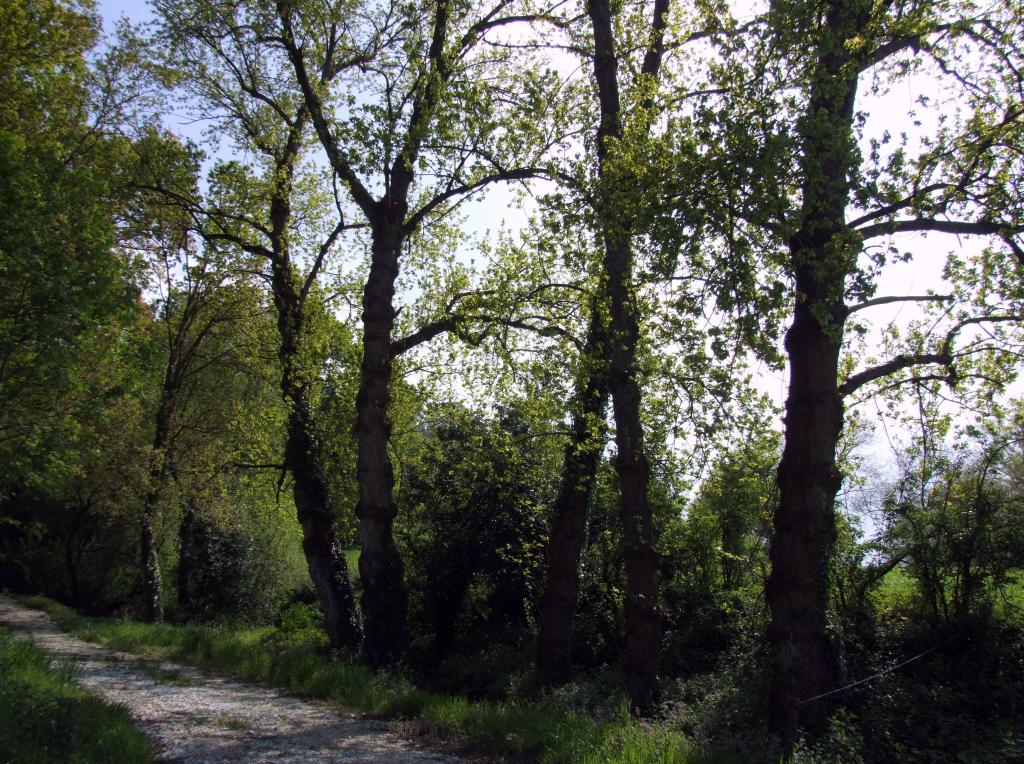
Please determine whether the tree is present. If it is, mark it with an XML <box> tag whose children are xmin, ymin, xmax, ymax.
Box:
<box><xmin>125</xmin><ymin>133</ymin><xmax>263</xmax><ymax>622</ymax></box>
<box><xmin>747</xmin><ymin>0</ymin><xmax>1024</xmax><ymax>743</ymax></box>
<box><xmin>151</xmin><ymin>0</ymin><xmax>363</xmax><ymax>649</ymax></box>
<box><xmin>277</xmin><ymin>0</ymin><xmax>561</xmax><ymax>664</ymax></box>
<box><xmin>876</xmin><ymin>409</ymin><xmax>1024</xmax><ymax>625</ymax></box>
<box><xmin>535</xmin><ymin>293</ymin><xmax>611</xmax><ymax>685</ymax></box>
<box><xmin>402</xmin><ymin>403</ymin><xmax>555</xmax><ymax>662</ymax></box>
<box><xmin>563</xmin><ymin>0</ymin><xmax>672</xmax><ymax>713</ymax></box>
<box><xmin>0</xmin><ymin>0</ymin><xmax>142</xmax><ymax>500</ymax></box>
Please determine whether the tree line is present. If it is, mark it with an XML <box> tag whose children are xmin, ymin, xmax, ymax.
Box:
<box><xmin>2</xmin><ymin>0</ymin><xmax>1023</xmax><ymax>756</ymax></box>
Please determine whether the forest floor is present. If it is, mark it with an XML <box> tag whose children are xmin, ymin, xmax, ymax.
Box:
<box><xmin>0</xmin><ymin>596</ymin><xmax>461</xmax><ymax>763</ymax></box>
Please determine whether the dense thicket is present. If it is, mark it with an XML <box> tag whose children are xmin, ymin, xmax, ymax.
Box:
<box><xmin>2</xmin><ymin>0</ymin><xmax>1023</xmax><ymax>759</ymax></box>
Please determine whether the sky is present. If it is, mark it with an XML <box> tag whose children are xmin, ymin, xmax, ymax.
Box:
<box><xmin>98</xmin><ymin>0</ymin><xmax>152</xmax><ymax>30</ymax></box>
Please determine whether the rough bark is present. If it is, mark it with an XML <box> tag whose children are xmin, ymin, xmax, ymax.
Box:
<box><xmin>606</xmin><ymin>238</ymin><xmax>661</xmax><ymax>714</ymax></box>
<box><xmin>354</xmin><ymin>215</ymin><xmax>409</xmax><ymax>666</ymax></box>
<box><xmin>766</xmin><ymin>0</ymin><xmax>868</xmax><ymax>744</ymax></box>
<box><xmin>536</xmin><ymin>301</ymin><xmax>610</xmax><ymax>686</ymax></box>
<box><xmin>268</xmin><ymin>125</ymin><xmax>362</xmax><ymax>652</ymax></box>
<box><xmin>587</xmin><ymin>0</ymin><xmax>668</xmax><ymax>714</ymax></box>
<box><xmin>767</xmin><ymin>285</ymin><xmax>846</xmax><ymax>740</ymax></box>
<box><xmin>284</xmin><ymin>400</ymin><xmax>362</xmax><ymax>650</ymax></box>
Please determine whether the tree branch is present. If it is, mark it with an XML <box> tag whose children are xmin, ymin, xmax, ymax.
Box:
<box><xmin>856</xmin><ymin>217</ymin><xmax>1022</xmax><ymax>241</ymax></box>
<box><xmin>404</xmin><ymin>166</ymin><xmax>547</xmax><ymax>234</ymax></box>
<box><xmin>846</xmin><ymin>182</ymin><xmax>953</xmax><ymax>228</ymax></box>
<box><xmin>839</xmin><ymin>352</ymin><xmax>952</xmax><ymax>397</ymax></box>
<box><xmin>276</xmin><ymin>1</ymin><xmax>378</xmax><ymax>218</ymax></box>
<box><xmin>391</xmin><ymin>317</ymin><xmax>459</xmax><ymax>357</ymax></box>
<box><xmin>846</xmin><ymin>294</ymin><xmax>953</xmax><ymax>314</ymax></box>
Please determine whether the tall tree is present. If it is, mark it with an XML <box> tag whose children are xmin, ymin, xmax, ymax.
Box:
<box><xmin>277</xmin><ymin>0</ymin><xmax>560</xmax><ymax>664</ymax></box>
<box><xmin>571</xmin><ymin>0</ymin><xmax>671</xmax><ymax>712</ymax></box>
<box><xmin>125</xmin><ymin>133</ymin><xmax>260</xmax><ymax>621</ymax></box>
<box><xmin>0</xmin><ymin>0</ymin><xmax>148</xmax><ymax>500</ymax></box>
<box><xmin>152</xmin><ymin>0</ymin><xmax>363</xmax><ymax>648</ymax></box>
<box><xmin>535</xmin><ymin>293</ymin><xmax>610</xmax><ymax>685</ymax></box>
<box><xmin>755</xmin><ymin>0</ymin><xmax>1024</xmax><ymax>743</ymax></box>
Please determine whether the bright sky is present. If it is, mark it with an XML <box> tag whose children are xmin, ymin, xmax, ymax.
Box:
<box><xmin>97</xmin><ymin>0</ymin><xmax>151</xmax><ymax>30</ymax></box>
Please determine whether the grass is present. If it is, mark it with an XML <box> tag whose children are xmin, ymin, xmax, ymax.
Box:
<box><xmin>0</xmin><ymin>626</ymin><xmax>154</xmax><ymax>764</ymax></box>
<box><xmin>876</xmin><ymin>566</ymin><xmax>1024</xmax><ymax>621</ymax></box>
<box><xmin>345</xmin><ymin>547</ymin><xmax>360</xmax><ymax>581</ymax></box>
<box><xmin>17</xmin><ymin>596</ymin><xmax>722</xmax><ymax>763</ymax></box>
<box><xmin>214</xmin><ymin>714</ymin><xmax>253</xmax><ymax>731</ymax></box>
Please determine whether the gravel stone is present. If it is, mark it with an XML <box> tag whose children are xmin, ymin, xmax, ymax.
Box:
<box><xmin>0</xmin><ymin>596</ymin><xmax>460</xmax><ymax>763</ymax></box>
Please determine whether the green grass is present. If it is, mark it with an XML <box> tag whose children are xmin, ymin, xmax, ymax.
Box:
<box><xmin>875</xmin><ymin>566</ymin><xmax>918</xmax><ymax>612</ymax></box>
<box><xmin>875</xmin><ymin>566</ymin><xmax>1024</xmax><ymax>622</ymax></box>
<box><xmin>0</xmin><ymin>627</ymin><xmax>154</xmax><ymax>764</ymax></box>
<box><xmin>17</xmin><ymin>596</ymin><xmax>728</xmax><ymax>763</ymax></box>
<box><xmin>994</xmin><ymin>570</ymin><xmax>1024</xmax><ymax>620</ymax></box>
<box><xmin>345</xmin><ymin>548</ymin><xmax>360</xmax><ymax>581</ymax></box>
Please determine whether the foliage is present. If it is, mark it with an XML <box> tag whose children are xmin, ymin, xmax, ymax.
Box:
<box><xmin>400</xmin><ymin>403</ymin><xmax>558</xmax><ymax>663</ymax></box>
<box><xmin>0</xmin><ymin>0</ymin><xmax>155</xmax><ymax>502</ymax></box>
<box><xmin>874</xmin><ymin>419</ymin><xmax>1024</xmax><ymax>625</ymax></box>
<box><xmin>660</xmin><ymin>426</ymin><xmax>778</xmax><ymax>674</ymax></box>
<box><xmin>3</xmin><ymin>0</ymin><xmax>1024</xmax><ymax>757</ymax></box>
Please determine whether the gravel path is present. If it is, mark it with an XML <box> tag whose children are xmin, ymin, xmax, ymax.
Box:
<box><xmin>0</xmin><ymin>596</ymin><xmax>460</xmax><ymax>763</ymax></box>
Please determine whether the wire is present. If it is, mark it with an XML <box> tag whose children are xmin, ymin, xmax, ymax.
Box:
<box><xmin>798</xmin><ymin>631</ymin><xmax>963</xmax><ymax>705</ymax></box>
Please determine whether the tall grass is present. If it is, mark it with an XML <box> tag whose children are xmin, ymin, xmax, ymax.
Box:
<box><xmin>0</xmin><ymin>627</ymin><xmax>153</xmax><ymax>763</ymax></box>
<box><xmin>19</xmin><ymin>596</ymin><xmax>724</xmax><ymax>762</ymax></box>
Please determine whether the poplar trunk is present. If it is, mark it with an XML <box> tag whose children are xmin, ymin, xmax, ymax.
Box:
<box><xmin>355</xmin><ymin>217</ymin><xmax>409</xmax><ymax>666</ymax></box>
<box><xmin>766</xmin><ymin>0</ymin><xmax>868</xmax><ymax>742</ymax></box>
<box><xmin>141</xmin><ymin>393</ymin><xmax>173</xmax><ymax>622</ymax></box>
<box><xmin>588</xmin><ymin>0</ymin><xmax>663</xmax><ymax>713</ymax></box>
<box><xmin>536</xmin><ymin>301</ymin><xmax>610</xmax><ymax>685</ymax></box>
<box><xmin>271</xmin><ymin>251</ymin><xmax>362</xmax><ymax>651</ymax></box>
<box><xmin>285</xmin><ymin>404</ymin><xmax>362</xmax><ymax>650</ymax></box>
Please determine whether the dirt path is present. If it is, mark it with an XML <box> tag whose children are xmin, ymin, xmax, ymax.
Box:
<box><xmin>0</xmin><ymin>597</ymin><xmax>460</xmax><ymax>763</ymax></box>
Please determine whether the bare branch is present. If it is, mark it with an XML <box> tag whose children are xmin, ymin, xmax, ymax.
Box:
<box><xmin>276</xmin><ymin>2</ymin><xmax>378</xmax><ymax>218</ymax></box>
<box><xmin>839</xmin><ymin>352</ymin><xmax>952</xmax><ymax>397</ymax></box>
<box><xmin>404</xmin><ymin>166</ymin><xmax>547</xmax><ymax>234</ymax></box>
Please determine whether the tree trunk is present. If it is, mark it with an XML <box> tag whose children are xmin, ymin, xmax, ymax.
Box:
<box><xmin>766</xmin><ymin>0</ymin><xmax>868</xmax><ymax>743</ymax></box>
<box><xmin>587</xmin><ymin>0</ymin><xmax>665</xmax><ymax>715</ymax></box>
<box><xmin>140</xmin><ymin>512</ymin><xmax>163</xmax><ymax>621</ymax></box>
<box><xmin>177</xmin><ymin>497</ymin><xmax>196</xmax><ymax>615</ymax></box>
<box><xmin>536</xmin><ymin>300</ymin><xmax>610</xmax><ymax>685</ymax></box>
<box><xmin>605</xmin><ymin>239</ymin><xmax>661</xmax><ymax>714</ymax></box>
<box><xmin>271</xmin><ymin>250</ymin><xmax>362</xmax><ymax>651</ymax></box>
<box><xmin>141</xmin><ymin>394</ymin><xmax>173</xmax><ymax>622</ymax></box>
<box><xmin>286</xmin><ymin>404</ymin><xmax>362</xmax><ymax>650</ymax></box>
<box><xmin>266</xmin><ymin>122</ymin><xmax>362</xmax><ymax>651</ymax></box>
<box><xmin>278</xmin><ymin>368</ymin><xmax>362</xmax><ymax>652</ymax></box>
<box><xmin>767</xmin><ymin>284</ymin><xmax>845</xmax><ymax>740</ymax></box>
<box><xmin>355</xmin><ymin>216</ymin><xmax>409</xmax><ymax>666</ymax></box>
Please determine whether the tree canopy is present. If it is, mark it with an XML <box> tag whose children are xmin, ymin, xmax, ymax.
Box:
<box><xmin>2</xmin><ymin>0</ymin><xmax>1024</xmax><ymax>759</ymax></box>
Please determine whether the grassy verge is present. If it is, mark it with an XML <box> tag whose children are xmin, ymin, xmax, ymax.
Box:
<box><xmin>0</xmin><ymin>626</ymin><xmax>154</xmax><ymax>763</ymax></box>
<box><xmin>18</xmin><ymin>596</ymin><xmax>720</xmax><ymax>763</ymax></box>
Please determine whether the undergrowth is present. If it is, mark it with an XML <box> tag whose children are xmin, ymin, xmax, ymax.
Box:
<box><xmin>0</xmin><ymin>626</ymin><xmax>154</xmax><ymax>763</ymax></box>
